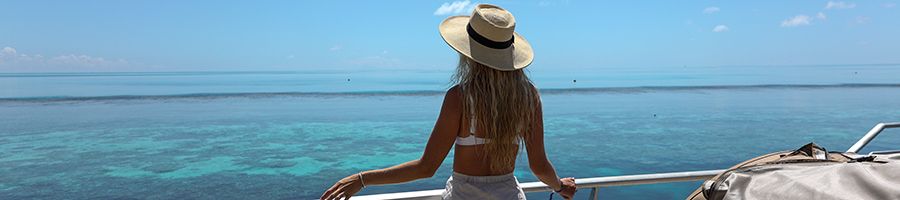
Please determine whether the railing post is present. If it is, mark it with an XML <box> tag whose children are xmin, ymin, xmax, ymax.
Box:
<box><xmin>589</xmin><ymin>187</ymin><xmax>599</xmax><ymax>200</ymax></box>
<box><xmin>847</xmin><ymin>122</ymin><xmax>900</xmax><ymax>153</ymax></box>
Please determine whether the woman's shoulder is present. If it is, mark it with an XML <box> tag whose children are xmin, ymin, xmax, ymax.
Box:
<box><xmin>447</xmin><ymin>85</ymin><xmax>462</xmax><ymax>96</ymax></box>
<box><xmin>525</xmin><ymin>82</ymin><xmax>542</xmax><ymax>102</ymax></box>
<box><xmin>439</xmin><ymin>86</ymin><xmax>465</xmax><ymax>118</ymax></box>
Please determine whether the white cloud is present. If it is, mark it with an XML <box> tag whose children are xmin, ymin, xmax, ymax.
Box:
<box><xmin>781</xmin><ymin>15</ymin><xmax>811</xmax><ymax>27</ymax></box>
<box><xmin>329</xmin><ymin>45</ymin><xmax>342</xmax><ymax>51</ymax></box>
<box><xmin>0</xmin><ymin>47</ymin><xmax>29</xmax><ymax>63</ymax></box>
<box><xmin>884</xmin><ymin>3</ymin><xmax>897</xmax><ymax>8</ymax></box>
<box><xmin>712</xmin><ymin>25</ymin><xmax>729</xmax><ymax>32</ymax></box>
<box><xmin>817</xmin><ymin>12</ymin><xmax>827</xmax><ymax>20</ymax></box>
<box><xmin>855</xmin><ymin>16</ymin><xmax>870</xmax><ymax>24</ymax></box>
<box><xmin>1</xmin><ymin>47</ymin><xmax>17</xmax><ymax>55</ymax></box>
<box><xmin>434</xmin><ymin>1</ymin><xmax>475</xmax><ymax>16</ymax></box>
<box><xmin>343</xmin><ymin>50</ymin><xmax>407</xmax><ymax>68</ymax></box>
<box><xmin>703</xmin><ymin>7</ymin><xmax>720</xmax><ymax>14</ymax></box>
<box><xmin>49</xmin><ymin>54</ymin><xmax>125</xmax><ymax>67</ymax></box>
<box><xmin>825</xmin><ymin>1</ymin><xmax>856</xmax><ymax>9</ymax></box>
<box><xmin>0</xmin><ymin>46</ymin><xmax>128</xmax><ymax>70</ymax></box>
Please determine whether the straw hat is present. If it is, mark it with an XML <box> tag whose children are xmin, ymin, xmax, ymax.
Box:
<box><xmin>439</xmin><ymin>4</ymin><xmax>534</xmax><ymax>71</ymax></box>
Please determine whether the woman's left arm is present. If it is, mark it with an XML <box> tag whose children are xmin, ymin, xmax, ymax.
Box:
<box><xmin>320</xmin><ymin>87</ymin><xmax>462</xmax><ymax>200</ymax></box>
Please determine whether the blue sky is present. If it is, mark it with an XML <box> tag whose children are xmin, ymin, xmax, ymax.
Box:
<box><xmin>0</xmin><ymin>0</ymin><xmax>898</xmax><ymax>72</ymax></box>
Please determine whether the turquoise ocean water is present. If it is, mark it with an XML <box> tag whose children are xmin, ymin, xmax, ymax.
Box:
<box><xmin>2</xmin><ymin>64</ymin><xmax>900</xmax><ymax>199</ymax></box>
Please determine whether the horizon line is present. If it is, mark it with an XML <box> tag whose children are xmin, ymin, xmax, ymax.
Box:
<box><xmin>1</xmin><ymin>62</ymin><xmax>899</xmax><ymax>75</ymax></box>
<box><xmin>3</xmin><ymin>83</ymin><xmax>899</xmax><ymax>103</ymax></box>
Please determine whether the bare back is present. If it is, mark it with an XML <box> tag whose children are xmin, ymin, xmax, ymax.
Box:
<box><xmin>450</xmin><ymin>85</ymin><xmax>544</xmax><ymax>176</ymax></box>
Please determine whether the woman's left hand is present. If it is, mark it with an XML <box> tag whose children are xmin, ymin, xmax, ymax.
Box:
<box><xmin>558</xmin><ymin>177</ymin><xmax>577</xmax><ymax>200</ymax></box>
<box><xmin>320</xmin><ymin>174</ymin><xmax>364</xmax><ymax>200</ymax></box>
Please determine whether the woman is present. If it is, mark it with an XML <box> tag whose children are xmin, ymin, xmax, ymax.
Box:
<box><xmin>321</xmin><ymin>4</ymin><xmax>576</xmax><ymax>200</ymax></box>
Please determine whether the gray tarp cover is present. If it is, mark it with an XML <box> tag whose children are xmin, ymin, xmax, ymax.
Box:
<box><xmin>719</xmin><ymin>154</ymin><xmax>900</xmax><ymax>200</ymax></box>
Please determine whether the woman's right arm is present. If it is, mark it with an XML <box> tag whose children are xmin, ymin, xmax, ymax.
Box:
<box><xmin>524</xmin><ymin>97</ymin><xmax>576</xmax><ymax>199</ymax></box>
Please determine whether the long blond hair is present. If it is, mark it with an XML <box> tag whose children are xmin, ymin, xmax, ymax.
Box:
<box><xmin>451</xmin><ymin>54</ymin><xmax>540</xmax><ymax>172</ymax></box>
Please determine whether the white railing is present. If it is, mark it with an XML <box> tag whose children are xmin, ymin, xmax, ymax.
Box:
<box><xmin>847</xmin><ymin>122</ymin><xmax>900</xmax><ymax>153</ymax></box>
<box><xmin>352</xmin><ymin>122</ymin><xmax>900</xmax><ymax>200</ymax></box>
<box><xmin>353</xmin><ymin>169</ymin><xmax>722</xmax><ymax>200</ymax></box>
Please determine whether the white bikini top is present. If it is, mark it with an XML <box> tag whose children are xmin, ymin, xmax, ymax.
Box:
<box><xmin>456</xmin><ymin>87</ymin><xmax>489</xmax><ymax>146</ymax></box>
<box><xmin>456</xmin><ymin>116</ymin><xmax>489</xmax><ymax>146</ymax></box>
<box><xmin>453</xmin><ymin>85</ymin><xmax>539</xmax><ymax>146</ymax></box>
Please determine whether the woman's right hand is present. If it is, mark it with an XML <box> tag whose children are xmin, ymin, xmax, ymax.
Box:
<box><xmin>320</xmin><ymin>174</ymin><xmax>364</xmax><ymax>200</ymax></box>
<box><xmin>557</xmin><ymin>177</ymin><xmax>577</xmax><ymax>200</ymax></box>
